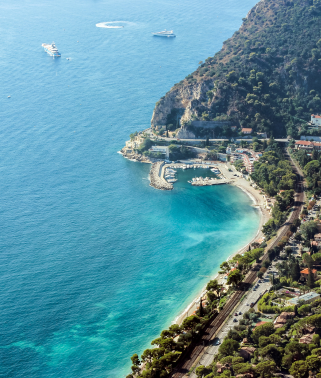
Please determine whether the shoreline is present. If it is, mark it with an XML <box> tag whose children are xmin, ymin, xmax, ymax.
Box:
<box><xmin>172</xmin><ymin>171</ymin><xmax>270</xmax><ymax>326</ymax></box>
<box><xmin>119</xmin><ymin>154</ymin><xmax>270</xmax><ymax>326</ymax></box>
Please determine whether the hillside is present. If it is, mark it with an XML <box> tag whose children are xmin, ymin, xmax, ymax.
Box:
<box><xmin>151</xmin><ymin>0</ymin><xmax>321</xmax><ymax>138</ymax></box>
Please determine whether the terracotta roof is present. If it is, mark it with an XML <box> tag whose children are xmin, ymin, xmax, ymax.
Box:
<box><xmin>296</xmin><ymin>140</ymin><xmax>321</xmax><ymax>147</ymax></box>
<box><xmin>242</xmin><ymin>128</ymin><xmax>253</xmax><ymax>132</ymax></box>
<box><xmin>301</xmin><ymin>268</ymin><xmax>317</xmax><ymax>274</ymax></box>
<box><xmin>312</xmin><ymin>114</ymin><xmax>321</xmax><ymax>118</ymax></box>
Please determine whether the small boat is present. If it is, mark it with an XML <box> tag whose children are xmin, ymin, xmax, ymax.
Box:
<box><xmin>7</xmin><ymin>95</ymin><xmax>11</xmax><ymax>98</ymax></box>
<box><xmin>152</xmin><ymin>30</ymin><xmax>176</xmax><ymax>38</ymax></box>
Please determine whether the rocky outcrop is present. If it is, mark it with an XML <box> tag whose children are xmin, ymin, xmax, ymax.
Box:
<box><xmin>176</xmin><ymin>127</ymin><xmax>196</xmax><ymax>139</ymax></box>
<box><xmin>151</xmin><ymin>80</ymin><xmax>214</xmax><ymax>128</ymax></box>
<box><xmin>149</xmin><ymin>162</ymin><xmax>173</xmax><ymax>191</ymax></box>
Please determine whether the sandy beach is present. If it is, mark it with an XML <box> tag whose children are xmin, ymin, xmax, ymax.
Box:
<box><xmin>173</xmin><ymin>162</ymin><xmax>271</xmax><ymax>326</ymax></box>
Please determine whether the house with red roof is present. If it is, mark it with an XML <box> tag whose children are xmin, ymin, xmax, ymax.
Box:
<box><xmin>295</xmin><ymin>140</ymin><xmax>321</xmax><ymax>151</ymax></box>
<box><xmin>241</xmin><ymin>128</ymin><xmax>252</xmax><ymax>134</ymax></box>
<box><xmin>300</xmin><ymin>268</ymin><xmax>318</xmax><ymax>281</ymax></box>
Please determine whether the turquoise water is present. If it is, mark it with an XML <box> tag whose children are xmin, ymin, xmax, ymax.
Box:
<box><xmin>0</xmin><ymin>0</ymin><xmax>259</xmax><ymax>376</ymax></box>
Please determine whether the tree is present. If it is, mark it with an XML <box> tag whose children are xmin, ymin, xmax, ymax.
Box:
<box><xmin>227</xmin><ymin>269</ymin><xmax>243</xmax><ymax>287</ymax></box>
<box><xmin>206</xmin><ymin>279</ymin><xmax>223</xmax><ymax>299</ymax></box>
<box><xmin>291</xmin><ymin>260</ymin><xmax>301</xmax><ymax>281</ymax></box>
<box><xmin>131</xmin><ymin>353</ymin><xmax>140</xmax><ymax>366</ymax></box>
<box><xmin>300</xmin><ymin>220</ymin><xmax>318</xmax><ymax>240</ymax></box>
<box><xmin>196</xmin><ymin>366</ymin><xmax>211</xmax><ymax>378</ymax></box>
<box><xmin>260</xmin><ymin>344</ymin><xmax>283</xmax><ymax>365</ymax></box>
<box><xmin>220</xmin><ymin>261</ymin><xmax>231</xmax><ymax>274</ymax></box>
<box><xmin>289</xmin><ymin>360</ymin><xmax>308</xmax><ymax>378</ymax></box>
<box><xmin>306</xmin><ymin>355</ymin><xmax>321</xmax><ymax>371</ymax></box>
<box><xmin>252</xmin><ymin>323</ymin><xmax>275</xmax><ymax>343</ymax></box>
<box><xmin>255</xmin><ymin>360</ymin><xmax>276</xmax><ymax>378</ymax></box>
<box><xmin>218</xmin><ymin>338</ymin><xmax>240</xmax><ymax>356</ymax></box>
<box><xmin>304</xmin><ymin>160</ymin><xmax>320</xmax><ymax>178</ymax></box>
<box><xmin>181</xmin><ymin>315</ymin><xmax>201</xmax><ymax>337</ymax></box>
<box><xmin>308</xmin><ymin>266</ymin><xmax>315</xmax><ymax>288</ymax></box>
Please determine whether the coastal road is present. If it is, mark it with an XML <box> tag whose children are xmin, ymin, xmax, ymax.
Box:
<box><xmin>189</xmin><ymin>276</ymin><xmax>272</xmax><ymax>375</ymax></box>
<box><xmin>170</xmin><ymin>149</ymin><xmax>304</xmax><ymax>378</ymax></box>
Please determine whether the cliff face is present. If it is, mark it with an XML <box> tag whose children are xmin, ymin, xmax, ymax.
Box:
<box><xmin>151</xmin><ymin>0</ymin><xmax>321</xmax><ymax>138</ymax></box>
<box><xmin>151</xmin><ymin>80</ymin><xmax>213</xmax><ymax>127</ymax></box>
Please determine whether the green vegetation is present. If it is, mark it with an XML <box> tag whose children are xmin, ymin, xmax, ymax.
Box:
<box><xmin>193</xmin><ymin>306</ymin><xmax>321</xmax><ymax>378</ymax></box>
<box><xmin>171</xmin><ymin>0</ymin><xmax>321</xmax><ymax>138</ymax></box>
<box><xmin>291</xmin><ymin>148</ymin><xmax>321</xmax><ymax>196</ymax></box>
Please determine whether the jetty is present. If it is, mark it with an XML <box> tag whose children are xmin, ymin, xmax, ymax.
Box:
<box><xmin>190</xmin><ymin>177</ymin><xmax>231</xmax><ymax>186</ymax></box>
<box><xmin>150</xmin><ymin>161</ymin><xmax>173</xmax><ymax>190</ymax></box>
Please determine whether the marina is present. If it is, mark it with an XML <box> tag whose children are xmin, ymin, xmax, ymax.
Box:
<box><xmin>155</xmin><ymin>161</ymin><xmax>230</xmax><ymax>188</ymax></box>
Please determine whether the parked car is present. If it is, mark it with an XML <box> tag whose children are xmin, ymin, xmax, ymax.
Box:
<box><xmin>233</xmin><ymin>318</ymin><xmax>238</xmax><ymax>322</ymax></box>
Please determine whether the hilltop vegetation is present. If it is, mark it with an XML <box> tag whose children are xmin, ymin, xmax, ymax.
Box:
<box><xmin>155</xmin><ymin>0</ymin><xmax>321</xmax><ymax>138</ymax></box>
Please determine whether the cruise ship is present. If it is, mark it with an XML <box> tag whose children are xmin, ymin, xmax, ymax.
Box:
<box><xmin>152</xmin><ymin>30</ymin><xmax>176</xmax><ymax>38</ymax></box>
<box><xmin>42</xmin><ymin>42</ymin><xmax>61</xmax><ymax>57</ymax></box>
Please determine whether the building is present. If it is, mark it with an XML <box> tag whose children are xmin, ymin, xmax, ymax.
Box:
<box><xmin>286</xmin><ymin>291</ymin><xmax>320</xmax><ymax>306</ymax></box>
<box><xmin>231</xmin><ymin>126</ymin><xmax>237</xmax><ymax>131</ymax></box>
<box><xmin>274</xmin><ymin>312</ymin><xmax>295</xmax><ymax>328</ymax></box>
<box><xmin>243</xmin><ymin>154</ymin><xmax>255</xmax><ymax>173</ymax></box>
<box><xmin>257</xmin><ymin>132</ymin><xmax>267</xmax><ymax>139</ymax></box>
<box><xmin>150</xmin><ymin>146</ymin><xmax>169</xmax><ymax>159</ymax></box>
<box><xmin>315</xmin><ymin>233</ymin><xmax>321</xmax><ymax>242</ymax></box>
<box><xmin>295</xmin><ymin>140</ymin><xmax>321</xmax><ymax>151</ymax></box>
<box><xmin>239</xmin><ymin>347</ymin><xmax>256</xmax><ymax>361</ymax></box>
<box><xmin>241</xmin><ymin>128</ymin><xmax>253</xmax><ymax>135</ymax></box>
<box><xmin>300</xmin><ymin>333</ymin><xmax>315</xmax><ymax>344</ymax></box>
<box><xmin>300</xmin><ymin>268</ymin><xmax>318</xmax><ymax>281</ymax></box>
<box><xmin>124</xmin><ymin>135</ymin><xmax>145</xmax><ymax>153</ymax></box>
<box><xmin>311</xmin><ymin>114</ymin><xmax>321</xmax><ymax>126</ymax></box>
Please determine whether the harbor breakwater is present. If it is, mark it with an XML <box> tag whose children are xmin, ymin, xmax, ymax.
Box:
<box><xmin>150</xmin><ymin>162</ymin><xmax>173</xmax><ymax>190</ymax></box>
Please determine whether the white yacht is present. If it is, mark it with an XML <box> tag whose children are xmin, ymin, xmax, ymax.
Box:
<box><xmin>152</xmin><ymin>30</ymin><xmax>176</xmax><ymax>38</ymax></box>
<box><xmin>42</xmin><ymin>42</ymin><xmax>61</xmax><ymax>57</ymax></box>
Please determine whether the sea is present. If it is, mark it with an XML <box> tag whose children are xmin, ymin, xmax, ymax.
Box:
<box><xmin>0</xmin><ymin>0</ymin><xmax>260</xmax><ymax>376</ymax></box>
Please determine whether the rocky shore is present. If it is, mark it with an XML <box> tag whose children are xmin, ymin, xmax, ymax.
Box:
<box><xmin>150</xmin><ymin>162</ymin><xmax>173</xmax><ymax>191</ymax></box>
<box><xmin>119</xmin><ymin>149</ymin><xmax>151</xmax><ymax>163</ymax></box>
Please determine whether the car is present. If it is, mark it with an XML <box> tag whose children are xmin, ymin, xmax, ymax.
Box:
<box><xmin>253</xmin><ymin>288</ymin><xmax>256</xmax><ymax>291</ymax></box>
<box><xmin>214</xmin><ymin>338</ymin><xmax>221</xmax><ymax>345</ymax></box>
<box><xmin>246</xmin><ymin>303</ymin><xmax>249</xmax><ymax>306</ymax></box>
<box><xmin>233</xmin><ymin>318</ymin><xmax>238</xmax><ymax>322</ymax></box>
<box><xmin>239</xmin><ymin>311</ymin><xmax>242</xmax><ymax>315</ymax></box>
<box><xmin>235</xmin><ymin>312</ymin><xmax>238</xmax><ymax>316</ymax></box>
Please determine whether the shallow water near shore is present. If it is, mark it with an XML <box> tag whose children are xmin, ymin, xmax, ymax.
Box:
<box><xmin>1</xmin><ymin>0</ymin><xmax>259</xmax><ymax>376</ymax></box>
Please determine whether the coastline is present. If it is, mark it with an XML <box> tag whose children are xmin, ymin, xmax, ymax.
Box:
<box><xmin>172</xmin><ymin>172</ymin><xmax>270</xmax><ymax>326</ymax></box>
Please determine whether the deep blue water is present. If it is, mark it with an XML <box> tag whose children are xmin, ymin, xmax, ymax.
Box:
<box><xmin>0</xmin><ymin>0</ymin><xmax>259</xmax><ymax>376</ymax></box>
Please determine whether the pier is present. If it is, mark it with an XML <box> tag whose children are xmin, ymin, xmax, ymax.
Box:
<box><xmin>150</xmin><ymin>161</ymin><xmax>173</xmax><ymax>190</ymax></box>
<box><xmin>190</xmin><ymin>178</ymin><xmax>231</xmax><ymax>186</ymax></box>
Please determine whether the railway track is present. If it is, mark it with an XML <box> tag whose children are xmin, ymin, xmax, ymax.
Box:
<box><xmin>171</xmin><ymin>150</ymin><xmax>305</xmax><ymax>378</ymax></box>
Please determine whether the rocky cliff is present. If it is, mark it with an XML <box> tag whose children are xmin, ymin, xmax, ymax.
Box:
<box><xmin>150</xmin><ymin>0</ymin><xmax>321</xmax><ymax>138</ymax></box>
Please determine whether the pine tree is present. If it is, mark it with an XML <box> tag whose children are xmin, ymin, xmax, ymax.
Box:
<box><xmin>291</xmin><ymin>260</ymin><xmax>301</xmax><ymax>282</ymax></box>
<box><xmin>307</xmin><ymin>266</ymin><xmax>315</xmax><ymax>288</ymax></box>
<box><xmin>199</xmin><ymin>299</ymin><xmax>204</xmax><ymax>317</ymax></box>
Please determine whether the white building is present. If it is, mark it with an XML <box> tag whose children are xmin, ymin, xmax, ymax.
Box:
<box><xmin>150</xmin><ymin>146</ymin><xmax>169</xmax><ymax>159</ymax></box>
<box><xmin>311</xmin><ymin>114</ymin><xmax>321</xmax><ymax>126</ymax></box>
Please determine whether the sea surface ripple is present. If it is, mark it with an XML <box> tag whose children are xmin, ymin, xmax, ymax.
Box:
<box><xmin>0</xmin><ymin>0</ymin><xmax>258</xmax><ymax>376</ymax></box>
